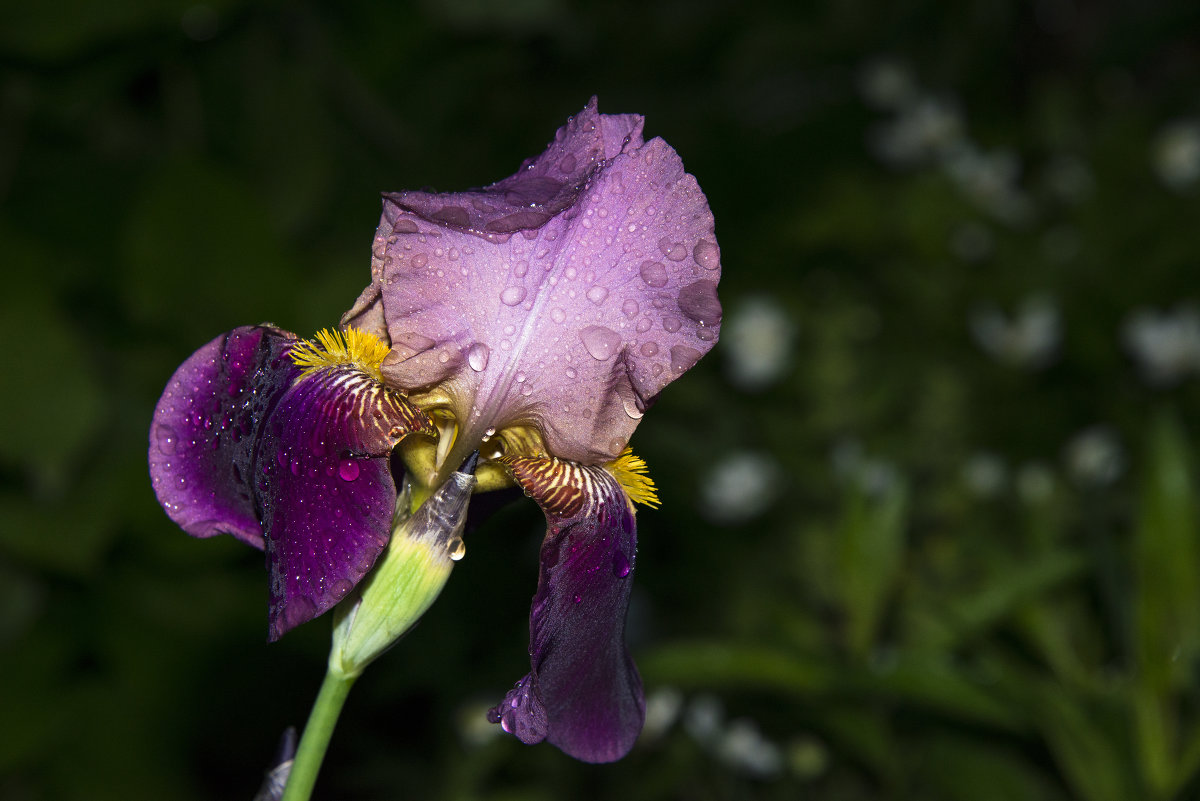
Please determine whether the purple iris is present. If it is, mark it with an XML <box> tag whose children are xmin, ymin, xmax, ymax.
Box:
<box><xmin>149</xmin><ymin>98</ymin><xmax>721</xmax><ymax>763</ymax></box>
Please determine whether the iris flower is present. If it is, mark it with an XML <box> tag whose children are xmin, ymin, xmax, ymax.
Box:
<box><xmin>149</xmin><ymin>98</ymin><xmax>721</xmax><ymax>764</ymax></box>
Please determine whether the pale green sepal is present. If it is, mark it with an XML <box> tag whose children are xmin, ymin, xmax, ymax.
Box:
<box><xmin>329</xmin><ymin>468</ymin><xmax>476</xmax><ymax>678</ymax></box>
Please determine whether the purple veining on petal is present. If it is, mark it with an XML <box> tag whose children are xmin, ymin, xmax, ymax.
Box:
<box><xmin>365</xmin><ymin>97</ymin><xmax>723</xmax><ymax>462</ymax></box>
<box><xmin>149</xmin><ymin>325</ymin><xmax>297</xmax><ymax>549</ymax></box>
<box><xmin>491</xmin><ymin>456</ymin><xmax>645</xmax><ymax>763</ymax></box>
<box><xmin>258</xmin><ymin>364</ymin><xmax>428</xmax><ymax>640</ymax></box>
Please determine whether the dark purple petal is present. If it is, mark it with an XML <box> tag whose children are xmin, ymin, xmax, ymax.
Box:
<box><xmin>365</xmin><ymin>97</ymin><xmax>721</xmax><ymax>463</ymax></box>
<box><xmin>150</xmin><ymin>326</ymin><xmax>431</xmax><ymax>640</ymax></box>
<box><xmin>492</xmin><ymin>456</ymin><xmax>644</xmax><ymax>763</ymax></box>
<box><xmin>258</xmin><ymin>363</ymin><xmax>429</xmax><ymax>640</ymax></box>
<box><xmin>149</xmin><ymin>325</ymin><xmax>297</xmax><ymax>549</ymax></box>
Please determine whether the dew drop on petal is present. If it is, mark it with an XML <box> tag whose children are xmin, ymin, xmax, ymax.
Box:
<box><xmin>565</xmin><ymin>367</ymin><xmax>578</xmax><ymax>379</ymax></box>
<box><xmin>580</xmin><ymin>326</ymin><xmax>622</xmax><ymax>360</ymax></box>
<box><xmin>662</xmin><ymin>315</ymin><xmax>682</xmax><ymax>333</ymax></box>
<box><xmin>640</xmin><ymin>341</ymin><xmax>659</xmax><ymax>357</ymax></box>
<box><xmin>500</xmin><ymin>286</ymin><xmax>527</xmax><ymax>306</ymax></box>
<box><xmin>153</xmin><ymin>424</ymin><xmax>177</xmax><ymax>454</ymax></box>
<box><xmin>467</xmin><ymin>342</ymin><xmax>491</xmax><ymax>372</ymax></box>
<box><xmin>550</xmin><ymin>307</ymin><xmax>567</xmax><ymax>324</ymax></box>
<box><xmin>678</xmin><ymin>280</ymin><xmax>723</xmax><ymax>326</ymax></box>
<box><xmin>448</xmin><ymin>537</ymin><xmax>466</xmax><ymax>561</ymax></box>
<box><xmin>670</xmin><ymin>344</ymin><xmax>703</xmax><ymax>373</ymax></box>
<box><xmin>639</xmin><ymin>260</ymin><xmax>669</xmax><ymax>288</ymax></box>
<box><xmin>338</xmin><ymin>459</ymin><xmax>361</xmax><ymax>482</ymax></box>
<box><xmin>586</xmin><ymin>286</ymin><xmax>609</xmax><ymax>305</ymax></box>
<box><xmin>636</xmin><ymin>318</ymin><xmax>652</xmax><ymax>333</ymax></box>
<box><xmin>412</xmin><ymin>253</ymin><xmax>428</xmax><ymax>269</ymax></box>
<box><xmin>693</xmin><ymin>239</ymin><xmax>720</xmax><ymax>270</ymax></box>
<box><xmin>622</xmin><ymin>299</ymin><xmax>639</xmax><ymax>317</ymax></box>
<box><xmin>612</xmin><ymin>550</ymin><xmax>631</xmax><ymax>577</ymax></box>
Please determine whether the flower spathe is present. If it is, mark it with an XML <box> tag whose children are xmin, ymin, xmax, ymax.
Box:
<box><xmin>149</xmin><ymin>97</ymin><xmax>721</xmax><ymax>764</ymax></box>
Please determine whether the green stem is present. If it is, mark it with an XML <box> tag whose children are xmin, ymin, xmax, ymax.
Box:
<box><xmin>280</xmin><ymin>668</ymin><xmax>357</xmax><ymax>801</ymax></box>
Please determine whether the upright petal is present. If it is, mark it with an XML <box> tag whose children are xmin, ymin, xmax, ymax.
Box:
<box><xmin>491</xmin><ymin>455</ymin><xmax>645</xmax><ymax>763</ymax></box>
<box><xmin>366</xmin><ymin>97</ymin><xmax>722</xmax><ymax>462</ymax></box>
<box><xmin>149</xmin><ymin>325</ymin><xmax>297</xmax><ymax>548</ymax></box>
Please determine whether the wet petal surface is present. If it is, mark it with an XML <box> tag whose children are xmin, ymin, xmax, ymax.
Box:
<box><xmin>259</xmin><ymin>362</ymin><xmax>430</xmax><ymax>640</ymax></box>
<box><xmin>490</xmin><ymin>455</ymin><xmax>644</xmax><ymax>762</ymax></box>
<box><xmin>150</xmin><ymin>325</ymin><xmax>430</xmax><ymax>639</ymax></box>
<box><xmin>149</xmin><ymin>325</ymin><xmax>296</xmax><ymax>549</ymax></box>
<box><xmin>368</xmin><ymin>97</ymin><xmax>722</xmax><ymax>462</ymax></box>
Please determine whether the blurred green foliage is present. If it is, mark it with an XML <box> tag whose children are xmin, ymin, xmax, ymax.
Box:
<box><xmin>4</xmin><ymin>1</ymin><xmax>1200</xmax><ymax>799</ymax></box>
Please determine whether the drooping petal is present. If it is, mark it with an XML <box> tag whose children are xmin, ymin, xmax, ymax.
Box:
<box><xmin>258</xmin><ymin>360</ymin><xmax>430</xmax><ymax>640</ymax></box>
<box><xmin>365</xmin><ymin>97</ymin><xmax>722</xmax><ymax>463</ymax></box>
<box><xmin>490</xmin><ymin>455</ymin><xmax>644</xmax><ymax>763</ymax></box>
<box><xmin>149</xmin><ymin>325</ymin><xmax>431</xmax><ymax>640</ymax></box>
<box><xmin>150</xmin><ymin>325</ymin><xmax>297</xmax><ymax>549</ymax></box>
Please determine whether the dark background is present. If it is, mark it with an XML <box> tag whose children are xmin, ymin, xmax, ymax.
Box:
<box><xmin>4</xmin><ymin>1</ymin><xmax>1200</xmax><ymax>799</ymax></box>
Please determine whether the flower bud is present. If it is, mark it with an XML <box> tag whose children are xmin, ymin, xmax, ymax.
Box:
<box><xmin>329</xmin><ymin>456</ymin><xmax>477</xmax><ymax>677</ymax></box>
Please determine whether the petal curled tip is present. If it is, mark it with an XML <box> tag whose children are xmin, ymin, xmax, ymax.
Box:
<box><xmin>495</xmin><ymin>456</ymin><xmax>645</xmax><ymax>762</ymax></box>
<box><xmin>458</xmin><ymin>450</ymin><xmax>480</xmax><ymax>475</ymax></box>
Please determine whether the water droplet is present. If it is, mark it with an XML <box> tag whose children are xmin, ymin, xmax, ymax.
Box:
<box><xmin>586</xmin><ymin>286</ymin><xmax>609</xmax><ymax>305</ymax></box>
<box><xmin>640</xmin><ymin>341</ymin><xmax>659</xmax><ymax>357</ymax></box>
<box><xmin>392</xmin><ymin>218</ymin><xmax>419</xmax><ymax>234</ymax></box>
<box><xmin>467</xmin><ymin>342</ymin><xmax>491</xmax><ymax>371</ymax></box>
<box><xmin>153</xmin><ymin>424</ymin><xmax>177</xmax><ymax>454</ymax></box>
<box><xmin>670</xmin><ymin>344</ymin><xmax>703</xmax><ymax>372</ymax></box>
<box><xmin>484</xmin><ymin>426</ymin><xmax>497</xmax><ymax>439</ymax></box>
<box><xmin>514</xmin><ymin>261</ymin><xmax>528</xmax><ymax>277</ymax></box>
<box><xmin>573</xmin><ymin>594</ymin><xmax>582</xmax><ymax>604</ymax></box>
<box><xmin>448</xmin><ymin>537</ymin><xmax>466</xmax><ymax>561</ymax></box>
<box><xmin>516</xmin><ymin>371</ymin><xmax>527</xmax><ymax>383</ymax></box>
<box><xmin>558</xmin><ymin>153</ymin><xmax>577</xmax><ymax>173</ymax></box>
<box><xmin>639</xmin><ymin>260</ymin><xmax>669</xmax><ymax>288</ymax></box>
<box><xmin>566</xmin><ymin>367</ymin><xmax>577</xmax><ymax>379</ymax></box>
<box><xmin>580</xmin><ymin>326</ymin><xmax>622</xmax><ymax>360</ymax></box>
<box><xmin>622</xmin><ymin>299</ymin><xmax>639</xmax><ymax>318</ymax></box>
<box><xmin>290</xmin><ymin>457</ymin><xmax>302</xmax><ymax>476</ymax></box>
<box><xmin>678</xmin><ymin>280</ymin><xmax>722</xmax><ymax>325</ymax></box>
<box><xmin>412</xmin><ymin>253</ymin><xmax>428</xmax><ymax>268</ymax></box>
<box><xmin>636</xmin><ymin>318</ymin><xmax>652</xmax><ymax>333</ymax></box>
<box><xmin>500</xmin><ymin>286</ymin><xmax>527</xmax><ymax>306</ymax></box>
<box><xmin>550</xmin><ymin>307</ymin><xmax>566</xmax><ymax>324</ymax></box>
<box><xmin>693</xmin><ymin>239</ymin><xmax>720</xmax><ymax>270</ymax></box>
<box><xmin>612</xmin><ymin>550</ymin><xmax>631</xmax><ymax>577</ymax></box>
<box><xmin>623</xmin><ymin>397</ymin><xmax>644</xmax><ymax>419</ymax></box>
<box><xmin>338</xmin><ymin>459</ymin><xmax>361</xmax><ymax>481</ymax></box>
<box><xmin>662</xmin><ymin>315</ymin><xmax>682</xmax><ymax>333</ymax></box>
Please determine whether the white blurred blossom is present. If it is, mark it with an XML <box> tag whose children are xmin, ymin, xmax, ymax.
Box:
<box><xmin>683</xmin><ymin>693</ymin><xmax>724</xmax><ymax>744</ymax></box>
<box><xmin>715</xmin><ymin>719</ymin><xmax>784</xmax><ymax>779</ymax></box>
<box><xmin>869</xmin><ymin>96</ymin><xmax>964</xmax><ymax>166</ymax></box>
<box><xmin>641</xmin><ymin>686</ymin><xmax>684</xmax><ymax>741</ymax></box>
<box><xmin>962</xmin><ymin>452</ymin><xmax>1007</xmax><ymax>498</ymax></box>
<box><xmin>942</xmin><ymin>143</ymin><xmax>1034</xmax><ymax>224</ymax></box>
<box><xmin>859</xmin><ymin>59</ymin><xmax>917</xmax><ymax>110</ymax></box>
<box><xmin>1065</xmin><ymin>427</ymin><xmax>1124</xmax><ymax>488</ymax></box>
<box><xmin>969</xmin><ymin>295</ymin><xmax>1061</xmax><ymax>369</ymax></box>
<box><xmin>724</xmin><ymin>296</ymin><xmax>794</xmax><ymax>391</ymax></box>
<box><xmin>701</xmin><ymin>451</ymin><xmax>780</xmax><ymax>524</ymax></box>
<box><xmin>1122</xmin><ymin>305</ymin><xmax>1200</xmax><ymax>386</ymax></box>
<box><xmin>1152</xmin><ymin>121</ymin><xmax>1200</xmax><ymax>190</ymax></box>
